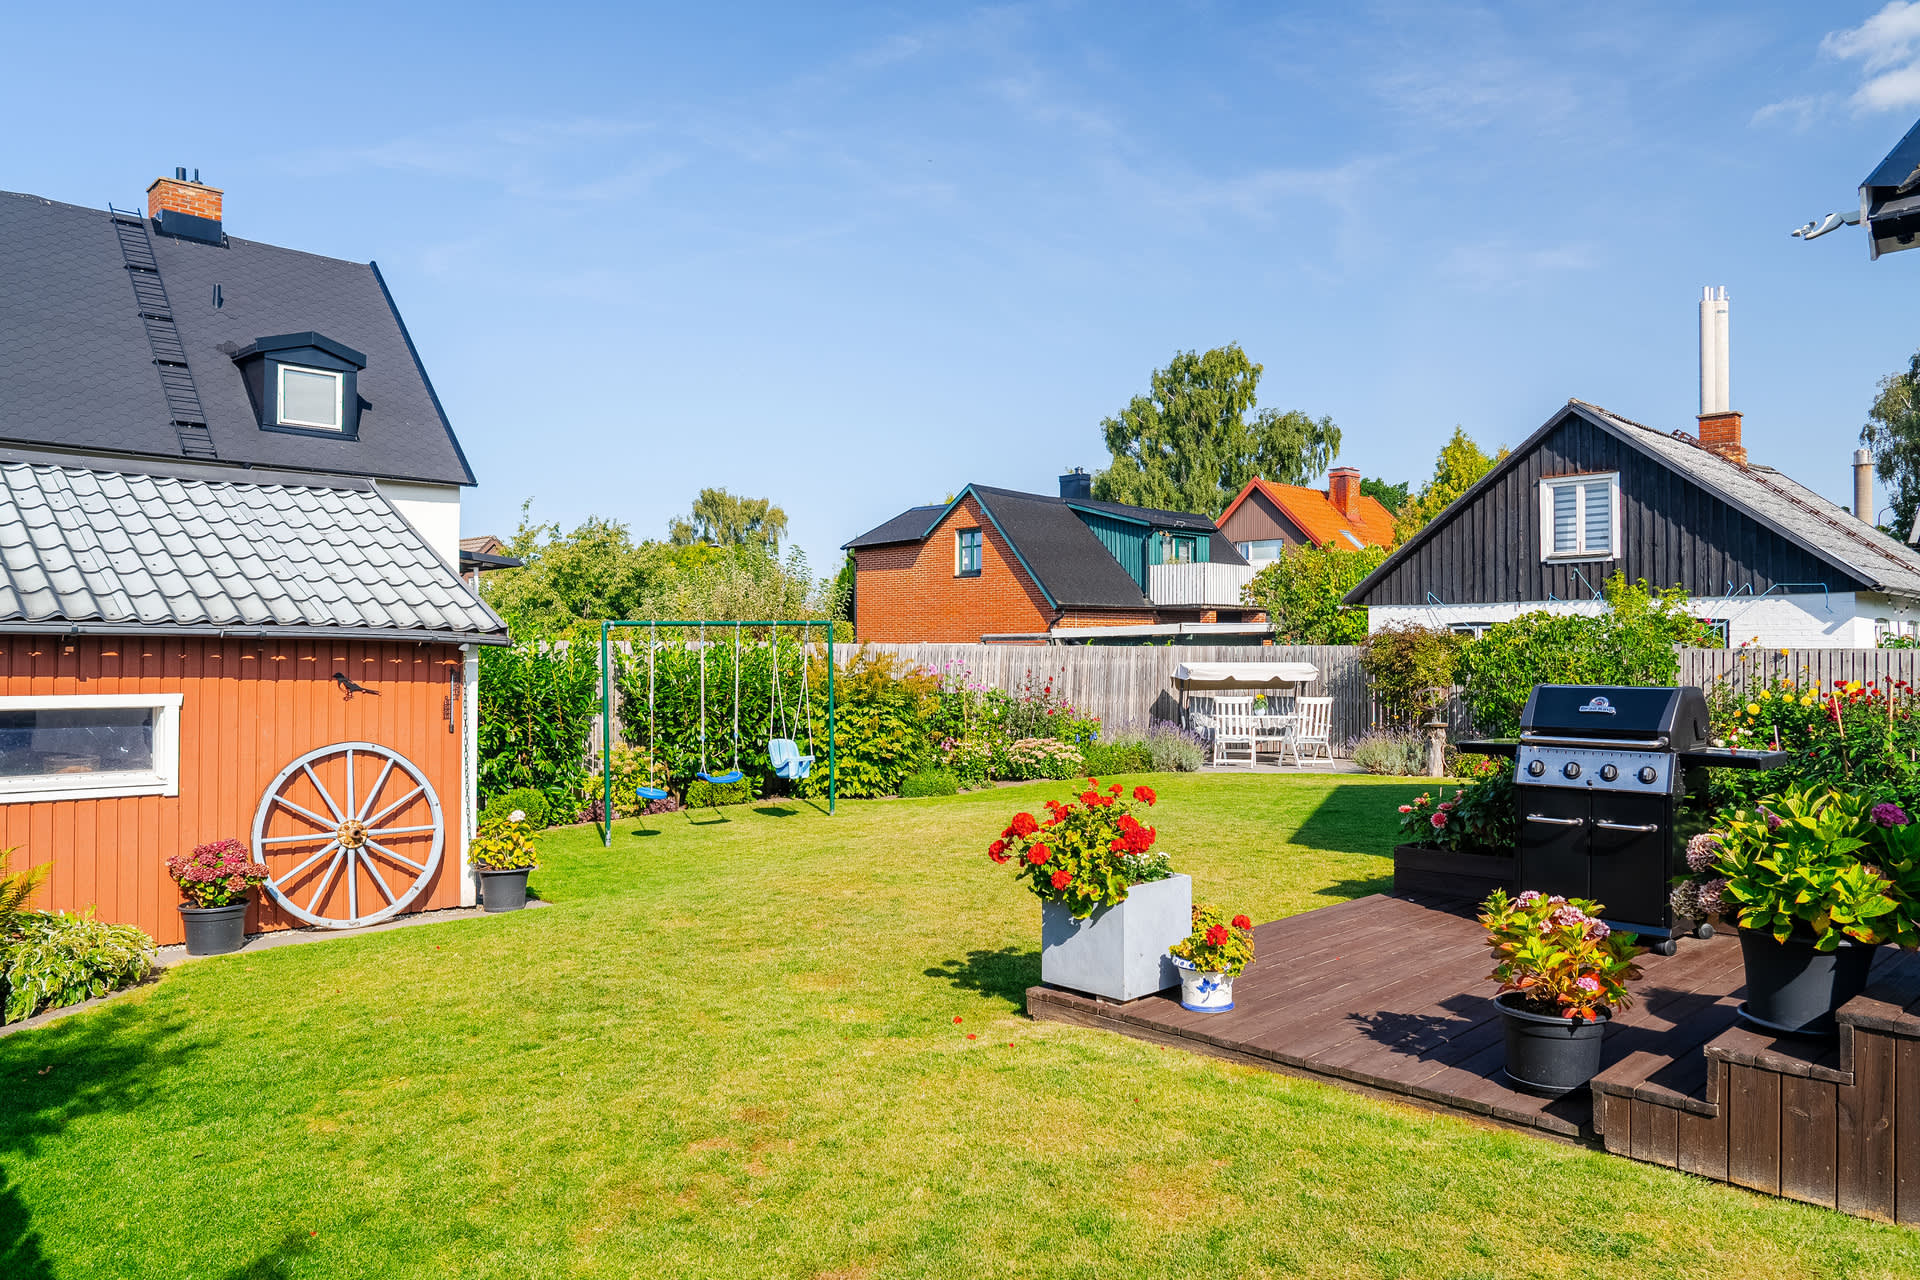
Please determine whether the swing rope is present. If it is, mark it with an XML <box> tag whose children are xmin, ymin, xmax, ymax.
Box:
<box><xmin>799</xmin><ymin>623</ymin><xmax>814</xmax><ymax>756</ymax></box>
<box><xmin>769</xmin><ymin>623</ymin><xmax>784</xmax><ymax>740</ymax></box>
<box><xmin>732</xmin><ymin>623</ymin><xmax>741</xmax><ymax>772</ymax></box>
<box><xmin>698</xmin><ymin>622</ymin><xmax>707</xmax><ymax>776</ymax></box>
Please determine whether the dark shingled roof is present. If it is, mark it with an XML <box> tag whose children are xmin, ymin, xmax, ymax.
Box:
<box><xmin>0</xmin><ymin>190</ymin><xmax>474</xmax><ymax>486</ymax></box>
<box><xmin>844</xmin><ymin>505</ymin><xmax>946</xmax><ymax>549</ymax></box>
<box><xmin>969</xmin><ymin>486</ymin><xmax>1152</xmax><ymax>608</ymax></box>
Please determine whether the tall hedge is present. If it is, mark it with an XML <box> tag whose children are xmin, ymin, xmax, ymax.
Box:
<box><xmin>478</xmin><ymin>643</ymin><xmax>602</xmax><ymax>817</ymax></box>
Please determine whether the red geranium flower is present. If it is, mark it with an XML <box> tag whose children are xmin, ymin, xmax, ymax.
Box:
<box><xmin>988</xmin><ymin>839</ymin><xmax>1006</xmax><ymax>856</ymax></box>
<box><xmin>1026</xmin><ymin>844</ymin><xmax>1051</xmax><ymax>866</ymax></box>
<box><xmin>1009</xmin><ymin>812</ymin><xmax>1039</xmax><ymax>837</ymax></box>
<box><xmin>1231</xmin><ymin>914</ymin><xmax>1252</xmax><ymax>931</ymax></box>
<box><xmin>1204</xmin><ymin>924</ymin><xmax>1230</xmax><ymax>947</ymax></box>
<box><xmin>1080</xmin><ymin>790</ymin><xmax>1099</xmax><ymax>806</ymax></box>
<box><xmin>1430</xmin><ymin>812</ymin><xmax>1448</xmax><ymax>829</ymax></box>
<box><xmin>1132</xmin><ymin>785</ymin><xmax>1156</xmax><ymax>805</ymax></box>
<box><xmin>1108</xmin><ymin>783</ymin><xmax>1122</xmax><ymax>795</ymax></box>
<box><xmin>1050</xmin><ymin>868</ymin><xmax>1072</xmax><ymax>890</ymax></box>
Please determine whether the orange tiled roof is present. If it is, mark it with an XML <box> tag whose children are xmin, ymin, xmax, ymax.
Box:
<box><xmin>1219</xmin><ymin>477</ymin><xmax>1396</xmax><ymax>549</ymax></box>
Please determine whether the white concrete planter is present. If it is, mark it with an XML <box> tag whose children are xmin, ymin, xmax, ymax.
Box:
<box><xmin>1040</xmin><ymin>873</ymin><xmax>1191</xmax><ymax>1002</ymax></box>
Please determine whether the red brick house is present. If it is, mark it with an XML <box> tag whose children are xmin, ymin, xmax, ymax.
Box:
<box><xmin>1216</xmin><ymin>467</ymin><xmax>1397</xmax><ymax>567</ymax></box>
<box><xmin>845</xmin><ymin>472</ymin><xmax>1265</xmax><ymax>644</ymax></box>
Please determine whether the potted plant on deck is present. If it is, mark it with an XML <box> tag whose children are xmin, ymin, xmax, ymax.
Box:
<box><xmin>473</xmin><ymin>813</ymin><xmax>539</xmax><ymax>913</ymax></box>
<box><xmin>989</xmin><ymin>779</ymin><xmax>1190</xmax><ymax>1002</ymax></box>
<box><xmin>1481</xmin><ymin>889</ymin><xmax>1642</xmax><ymax>1096</ymax></box>
<box><xmin>1709</xmin><ymin>787</ymin><xmax>1910</xmax><ymax>1037</ymax></box>
<box><xmin>166</xmin><ymin>839</ymin><xmax>270</xmax><ymax>956</ymax></box>
<box><xmin>1167</xmin><ymin>906</ymin><xmax>1255</xmax><ymax>1012</ymax></box>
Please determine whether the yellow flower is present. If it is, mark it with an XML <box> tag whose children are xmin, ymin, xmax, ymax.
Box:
<box><xmin>1800</xmin><ymin>695</ymin><xmax>1814</xmax><ymax>707</ymax></box>
<box><xmin>1746</xmin><ymin>703</ymin><xmax>1761</xmax><ymax>716</ymax></box>
<box><xmin>1847</xmin><ymin>680</ymin><xmax>1864</xmax><ymax>694</ymax></box>
<box><xmin>1758</xmin><ymin>689</ymin><xmax>1771</xmax><ymax>701</ymax></box>
<box><xmin>1778</xmin><ymin>648</ymin><xmax>1789</xmax><ymax>657</ymax></box>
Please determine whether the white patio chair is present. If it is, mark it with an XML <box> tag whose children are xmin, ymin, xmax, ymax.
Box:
<box><xmin>1210</xmin><ymin>696</ymin><xmax>1258</xmax><ymax>767</ymax></box>
<box><xmin>1283</xmin><ymin>696</ymin><xmax>1335</xmax><ymax>768</ymax></box>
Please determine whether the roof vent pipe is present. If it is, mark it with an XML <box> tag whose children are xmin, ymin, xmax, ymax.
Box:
<box><xmin>1855</xmin><ymin>448</ymin><xmax>1876</xmax><ymax>525</ymax></box>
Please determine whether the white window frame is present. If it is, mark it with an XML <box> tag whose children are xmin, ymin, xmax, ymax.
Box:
<box><xmin>276</xmin><ymin>363</ymin><xmax>345</xmax><ymax>430</ymax></box>
<box><xmin>1538</xmin><ymin>471</ymin><xmax>1620</xmax><ymax>562</ymax></box>
<box><xmin>0</xmin><ymin>693</ymin><xmax>183</xmax><ymax>804</ymax></box>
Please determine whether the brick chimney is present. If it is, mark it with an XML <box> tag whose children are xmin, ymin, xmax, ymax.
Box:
<box><xmin>147</xmin><ymin>168</ymin><xmax>223</xmax><ymax>244</ymax></box>
<box><xmin>1327</xmin><ymin>467</ymin><xmax>1363</xmax><ymax>521</ymax></box>
<box><xmin>1697</xmin><ymin>285</ymin><xmax>1746</xmax><ymax>466</ymax></box>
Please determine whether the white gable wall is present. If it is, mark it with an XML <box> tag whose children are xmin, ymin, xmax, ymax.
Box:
<box><xmin>376</xmin><ymin>480</ymin><xmax>463</xmax><ymax>571</ymax></box>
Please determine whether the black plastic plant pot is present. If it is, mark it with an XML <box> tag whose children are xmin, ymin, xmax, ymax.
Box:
<box><xmin>479</xmin><ymin>868</ymin><xmax>531</xmax><ymax>913</ymax></box>
<box><xmin>178</xmin><ymin>901</ymin><xmax>249</xmax><ymax>956</ymax></box>
<box><xmin>1737</xmin><ymin>928</ymin><xmax>1878</xmax><ymax>1039</ymax></box>
<box><xmin>1496</xmin><ymin>992</ymin><xmax>1609</xmax><ymax>1097</ymax></box>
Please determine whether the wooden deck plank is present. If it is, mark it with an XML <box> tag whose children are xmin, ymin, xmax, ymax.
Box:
<box><xmin>1897</xmin><ymin>1037</ymin><xmax>1920</xmax><ymax>1227</ymax></box>
<box><xmin>1728</xmin><ymin>1064</ymin><xmax>1782</xmax><ymax>1195</ymax></box>
<box><xmin>1838</xmin><ymin>1030</ymin><xmax>1896</xmax><ymax>1221</ymax></box>
<box><xmin>1779</xmin><ymin>1076</ymin><xmax>1838</xmax><ymax>1208</ymax></box>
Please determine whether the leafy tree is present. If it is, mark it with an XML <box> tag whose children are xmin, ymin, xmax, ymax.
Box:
<box><xmin>1395</xmin><ymin>427</ymin><xmax>1508</xmax><ymax>542</ymax></box>
<box><xmin>1359</xmin><ymin>624</ymin><xmax>1466</xmax><ymax>726</ymax></box>
<box><xmin>668</xmin><ymin>488</ymin><xmax>788</xmax><ymax>552</ymax></box>
<box><xmin>1861</xmin><ymin>349</ymin><xmax>1920</xmax><ymax>539</ymax></box>
<box><xmin>1241</xmin><ymin>542</ymin><xmax>1388</xmax><ymax>644</ymax></box>
<box><xmin>1458</xmin><ymin>574</ymin><xmax>1716</xmax><ymax>736</ymax></box>
<box><xmin>1093</xmin><ymin>344</ymin><xmax>1340</xmax><ymax>516</ymax></box>
<box><xmin>1360</xmin><ymin>477</ymin><xmax>1410</xmax><ymax>514</ymax></box>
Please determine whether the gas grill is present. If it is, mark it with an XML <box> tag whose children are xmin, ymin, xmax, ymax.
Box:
<box><xmin>1464</xmin><ymin>685</ymin><xmax>1784</xmax><ymax>954</ymax></box>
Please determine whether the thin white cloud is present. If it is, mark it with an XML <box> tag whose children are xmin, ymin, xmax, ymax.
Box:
<box><xmin>1822</xmin><ymin>2</ymin><xmax>1920</xmax><ymax>112</ymax></box>
<box><xmin>1438</xmin><ymin>240</ymin><xmax>1598</xmax><ymax>290</ymax></box>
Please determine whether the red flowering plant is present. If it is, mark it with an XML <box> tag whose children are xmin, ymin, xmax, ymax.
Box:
<box><xmin>166</xmin><ymin>838</ymin><xmax>271</xmax><ymax>909</ymax></box>
<box><xmin>987</xmin><ymin>779</ymin><xmax>1167</xmax><ymax>918</ymax></box>
<box><xmin>1168</xmin><ymin>904</ymin><xmax>1255</xmax><ymax>976</ymax></box>
<box><xmin>1479</xmin><ymin>889</ymin><xmax>1643</xmax><ymax>1021</ymax></box>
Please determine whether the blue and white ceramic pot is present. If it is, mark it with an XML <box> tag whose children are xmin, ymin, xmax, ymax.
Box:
<box><xmin>1170</xmin><ymin>955</ymin><xmax>1234</xmax><ymax>1012</ymax></box>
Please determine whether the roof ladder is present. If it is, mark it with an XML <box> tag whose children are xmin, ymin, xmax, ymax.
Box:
<box><xmin>108</xmin><ymin>205</ymin><xmax>217</xmax><ymax>460</ymax></box>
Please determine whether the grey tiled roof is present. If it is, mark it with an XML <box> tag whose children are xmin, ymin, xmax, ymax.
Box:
<box><xmin>844</xmin><ymin>505</ymin><xmax>946</xmax><ymax>549</ymax></box>
<box><xmin>1575</xmin><ymin>401</ymin><xmax>1920</xmax><ymax>597</ymax></box>
<box><xmin>0</xmin><ymin>190</ymin><xmax>474</xmax><ymax>486</ymax></box>
<box><xmin>0</xmin><ymin>453</ymin><xmax>509</xmax><ymax>643</ymax></box>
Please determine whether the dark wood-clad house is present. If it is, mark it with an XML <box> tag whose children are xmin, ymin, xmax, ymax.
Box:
<box><xmin>1344</xmin><ymin>400</ymin><xmax>1920</xmax><ymax>647</ymax></box>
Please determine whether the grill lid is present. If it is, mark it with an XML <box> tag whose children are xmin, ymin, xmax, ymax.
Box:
<box><xmin>1518</xmin><ymin>685</ymin><xmax>1710</xmax><ymax>749</ymax></box>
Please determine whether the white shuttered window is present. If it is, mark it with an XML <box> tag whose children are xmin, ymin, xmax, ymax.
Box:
<box><xmin>1539</xmin><ymin>473</ymin><xmax>1619</xmax><ymax>560</ymax></box>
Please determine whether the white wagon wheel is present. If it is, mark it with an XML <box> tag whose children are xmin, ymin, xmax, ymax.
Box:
<box><xmin>250</xmin><ymin>742</ymin><xmax>444</xmax><ymax>929</ymax></box>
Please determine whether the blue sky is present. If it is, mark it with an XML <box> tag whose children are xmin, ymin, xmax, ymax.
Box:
<box><xmin>8</xmin><ymin>2</ymin><xmax>1920</xmax><ymax>573</ymax></box>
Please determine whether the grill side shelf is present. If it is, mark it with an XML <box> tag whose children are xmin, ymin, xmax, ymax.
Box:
<box><xmin>1677</xmin><ymin>749</ymin><xmax>1790</xmax><ymax>771</ymax></box>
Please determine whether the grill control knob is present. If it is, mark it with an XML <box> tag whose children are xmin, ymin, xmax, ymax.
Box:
<box><xmin>1638</xmin><ymin>766</ymin><xmax>1658</xmax><ymax>784</ymax></box>
<box><xmin>1527</xmin><ymin>759</ymin><xmax>1546</xmax><ymax>777</ymax></box>
<box><xmin>1562</xmin><ymin>761</ymin><xmax>1582</xmax><ymax>780</ymax></box>
<box><xmin>1599</xmin><ymin>763</ymin><xmax>1618</xmax><ymax>781</ymax></box>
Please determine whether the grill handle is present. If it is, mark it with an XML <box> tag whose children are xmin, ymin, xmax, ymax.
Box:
<box><xmin>1594</xmin><ymin>820</ymin><xmax>1659</xmax><ymax>833</ymax></box>
<box><xmin>1518</xmin><ymin>732</ymin><xmax>1670</xmax><ymax>749</ymax></box>
<box><xmin>1524</xmin><ymin>814</ymin><xmax>1586</xmax><ymax>827</ymax></box>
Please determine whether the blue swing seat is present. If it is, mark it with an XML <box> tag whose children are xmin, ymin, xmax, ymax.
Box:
<box><xmin>696</xmin><ymin>769</ymin><xmax>745</xmax><ymax>785</ymax></box>
<box><xmin>769</xmin><ymin>738</ymin><xmax>813</xmax><ymax>780</ymax></box>
<box><xmin>635</xmin><ymin>785</ymin><xmax>671</xmax><ymax>803</ymax></box>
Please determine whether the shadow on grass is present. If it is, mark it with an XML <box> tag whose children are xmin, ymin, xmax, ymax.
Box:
<box><xmin>752</xmin><ymin>805</ymin><xmax>801</xmax><ymax>818</ymax></box>
<box><xmin>1312</xmin><ymin>874</ymin><xmax>1394</xmax><ymax>901</ymax></box>
<box><xmin>1290</xmin><ymin>783</ymin><xmax>1427</xmax><ymax>858</ymax></box>
<box><xmin>0</xmin><ymin>1002</ymin><xmax>200</xmax><ymax>1278</ymax></box>
<box><xmin>216</xmin><ymin>1232</ymin><xmax>313</xmax><ymax>1280</ymax></box>
<box><xmin>924</xmin><ymin>947</ymin><xmax>1042</xmax><ymax>1007</ymax></box>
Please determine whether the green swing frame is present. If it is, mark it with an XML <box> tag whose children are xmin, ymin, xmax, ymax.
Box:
<box><xmin>598</xmin><ymin>618</ymin><xmax>837</xmax><ymax>846</ymax></box>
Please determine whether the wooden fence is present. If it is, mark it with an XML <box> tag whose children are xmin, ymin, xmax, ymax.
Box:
<box><xmin>1676</xmin><ymin>647</ymin><xmax>1920</xmax><ymax>697</ymax></box>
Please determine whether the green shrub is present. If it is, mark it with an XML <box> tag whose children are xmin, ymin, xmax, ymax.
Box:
<box><xmin>3</xmin><ymin>910</ymin><xmax>154</xmax><ymax>1024</ymax></box>
<box><xmin>1145</xmin><ymin>722</ymin><xmax>1205</xmax><ymax>773</ymax></box>
<box><xmin>936</xmin><ymin>737</ymin><xmax>991</xmax><ymax>789</ymax></box>
<box><xmin>1351</xmin><ymin>730</ymin><xmax>1427</xmax><ymax>776</ymax></box>
<box><xmin>583</xmin><ymin>746</ymin><xmax>673</xmax><ymax>819</ymax></box>
<box><xmin>483</xmin><ymin>787</ymin><xmax>551</xmax><ymax>829</ymax></box>
<box><xmin>1359</xmin><ymin>624</ymin><xmax>1465</xmax><ymax>726</ymax></box>
<box><xmin>479</xmin><ymin>641</ymin><xmax>601</xmax><ymax>819</ymax></box>
<box><xmin>471</xmin><ymin>815</ymin><xmax>540</xmax><ymax>871</ymax></box>
<box><xmin>899</xmin><ymin>769</ymin><xmax>960</xmax><ymax>798</ymax></box>
<box><xmin>796</xmin><ymin>651</ymin><xmax>937</xmax><ymax>800</ymax></box>
<box><xmin>1081</xmin><ymin>740</ymin><xmax>1153</xmax><ymax>776</ymax></box>
<box><xmin>685</xmin><ymin>777</ymin><xmax>755</xmax><ymax>808</ymax></box>
<box><xmin>1002</xmin><ymin>737</ymin><xmax>1084</xmax><ymax>781</ymax></box>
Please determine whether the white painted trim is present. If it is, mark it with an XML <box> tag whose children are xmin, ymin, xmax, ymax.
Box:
<box><xmin>276</xmin><ymin>363</ymin><xmax>345</xmax><ymax>430</ymax></box>
<box><xmin>0</xmin><ymin>692</ymin><xmax>183</xmax><ymax>803</ymax></box>
<box><xmin>460</xmin><ymin>645</ymin><xmax>479</xmax><ymax>907</ymax></box>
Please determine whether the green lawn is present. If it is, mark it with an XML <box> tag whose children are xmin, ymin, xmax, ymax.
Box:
<box><xmin>4</xmin><ymin>773</ymin><xmax>1918</xmax><ymax>1279</ymax></box>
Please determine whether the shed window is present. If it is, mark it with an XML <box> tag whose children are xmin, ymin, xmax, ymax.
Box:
<box><xmin>0</xmin><ymin>694</ymin><xmax>182</xmax><ymax>803</ymax></box>
<box><xmin>278</xmin><ymin>365</ymin><xmax>344</xmax><ymax>430</ymax></box>
<box><xmin>1540</xmin><ymin>473</ymin><xmax>1618</xmax><ymax>560</ymax></box>
<box><xmin>956</xmin><ymin>528</ymin><xmax>982</xmax><ymax>576</ymax></box>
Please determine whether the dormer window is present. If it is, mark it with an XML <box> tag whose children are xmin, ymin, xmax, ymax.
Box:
<box><xmin>230</xmin><ymin>331</ymin><xmax>367</xmax><ymax>439</ymax></box>
<box><xmin>278</xmin><ymin>365</ymin><xmax>344</xmax><ymax>430</ymax></box>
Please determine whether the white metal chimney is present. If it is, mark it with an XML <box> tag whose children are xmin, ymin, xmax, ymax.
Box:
<box><xmin>1855</xmin><ymin>448</ymin><xmax>1876</xmax><ymax>524</ymax></box>
<box><xmin>1698</xmin><ymin>286</ymin><xmax>1730</xmax><ymax>416</ymax></box>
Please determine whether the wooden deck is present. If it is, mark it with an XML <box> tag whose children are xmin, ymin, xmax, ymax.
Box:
<box><xmin>1028</xmin><ymin>892</ymin><xmax>1920</xmax><ymax>1224</ymax></box>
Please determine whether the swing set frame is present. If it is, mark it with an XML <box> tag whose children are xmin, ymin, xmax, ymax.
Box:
<box><xmin>597</xmin><ymin>618</ymin><xmax>837</xmax><ymax>846</ymax></box>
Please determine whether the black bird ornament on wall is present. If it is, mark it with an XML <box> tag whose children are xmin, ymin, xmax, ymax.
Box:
<box><xmin>333</xmin><ymin>672</ymin><xmax>380</xmax><ymax>701</ymax></box>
